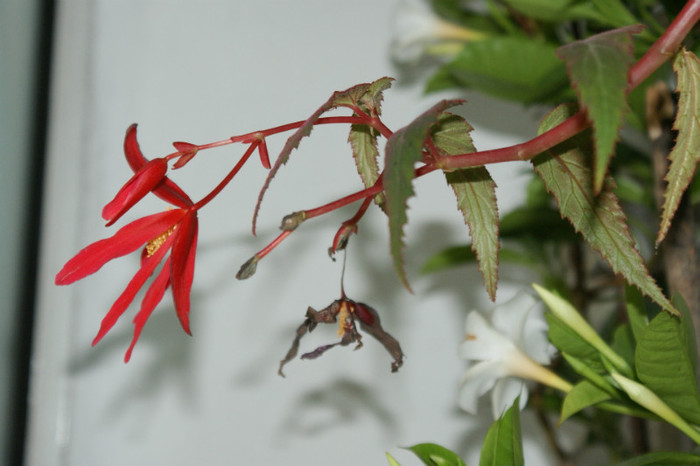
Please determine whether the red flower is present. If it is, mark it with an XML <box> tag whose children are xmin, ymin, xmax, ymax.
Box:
<box><xmin>102</xmin><ymin>157</ymin><xmax>168</xmax><ymax>226</ymax></box>
<box><xmin>55</xmin><ymin>125</ymin><xmax>200</xmax><ymax>362</ymax></box>
<box><xmin>123</xmin><ymin>124</ymin><xmax>193</xmax><ymax>209</ymax></box>
<box><xmin>56</xmin><ymin>208</ymin><xmax>199</xmax><ymax>361</ymax></box>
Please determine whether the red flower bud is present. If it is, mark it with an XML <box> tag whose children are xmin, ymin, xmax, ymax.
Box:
<box><xmin>102</xmin><ymin>158</ymin><xmax>168</xmax><ymax>226</ymax></box>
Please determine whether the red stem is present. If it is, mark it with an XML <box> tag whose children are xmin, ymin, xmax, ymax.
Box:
<box><xmin>193</xmin><ymin>142</ymin><xmax>259</xmax><ymax>210</ymax></box>
<box><xmin>255</xmin><ymin>230</ymin><xmax>293</xmax><ymax>260</ymax></box>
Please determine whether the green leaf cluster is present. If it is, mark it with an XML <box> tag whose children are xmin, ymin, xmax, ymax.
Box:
<box><xmin>539</xmin><ymin>285</ymin><xmax>700</xmax><ymax>445</ymax></box>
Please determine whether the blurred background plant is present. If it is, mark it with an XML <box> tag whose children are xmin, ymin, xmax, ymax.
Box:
<box><xmin>388</xmin><ymin>0</ymin><xmax>700</xmax><ymax>464</ymax></box>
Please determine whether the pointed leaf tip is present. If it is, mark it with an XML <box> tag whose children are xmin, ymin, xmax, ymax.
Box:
<box><xmin>658</xmin><ymin>49</ymin><xmax>700</xmax><ymax>245</ymax></box>
<box><xmin>385</xmin><ymin>99</ymin><xmax>465</xmax><ymax>290</ymax></box>
<box><xmin>556</xmin><ymin>25</ymin><xmax>643</xmax><ymax>194</ymax></box>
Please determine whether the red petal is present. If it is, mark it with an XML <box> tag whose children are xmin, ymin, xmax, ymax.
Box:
<box><xmin>55</xmin><ymin>209</ymin><xmax>186</xmax><ymax>285</ymax></box>
<box><xmin>123</xmin><ymin>125</ymin><xmax>193</xmax><ymax>208</ymax></box>
<box><xmin>102</xmin><ymin>158</ymin><xmax>168</xmax><ymax>226</ymax></box>
<box><xmin>257</xmin><ymin>138</ymin><xmax>271</xmax><ymax>169</ymax></box>
<box><xmin>170</xmin><ymin>211</ymin><xmax>198</xmax><ymax>334</ymax></box>
<box><xmin>172</xmin><ymin>142</ymin><xmax>198</xmax><ymax>169</ymax></box>
<box><xmin>124</xmin><ymin>257</ymin><xmax>172</xmax><ymax>362</ymax></box>
<box><xmin>91</xmin><ymin>232</ymin><xmax>174</xmax><ymax>346</ymax></box>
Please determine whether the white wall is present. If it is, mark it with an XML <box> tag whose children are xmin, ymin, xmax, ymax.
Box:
<box><xmin>28</xmin><ymin>1</ymin><xmax>549</xmax><ymax>465</ymax></box>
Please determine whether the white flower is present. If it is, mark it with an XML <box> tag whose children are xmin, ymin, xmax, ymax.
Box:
<box><xmin>458</xmin><ymin>292</ymin><xmax>569</xmax><ymax>419</ymax></box>
<box><xmin>390</xmin><ymin>0</ymin><xmax>485</xmax><ymax>64</ymax></box>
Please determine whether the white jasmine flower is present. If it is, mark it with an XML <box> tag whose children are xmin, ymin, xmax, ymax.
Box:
<box><xmin>458</xmin><ymin>292</ymin><xmax>571</xmax><ymax>419</ymax></box>
<box><xmin>390</xmin><ymin>0</ymin><xmax>485</xmax><ymax>64</ymax></box>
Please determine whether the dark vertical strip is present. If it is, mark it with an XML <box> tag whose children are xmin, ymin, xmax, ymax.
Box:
<box><xmin>9</xmin><ymin>0</ymin><xmax>56</xmax><ymax>464</ymax></box>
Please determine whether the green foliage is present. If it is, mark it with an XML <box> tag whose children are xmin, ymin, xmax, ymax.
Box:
<box><xmin>560</xmin><ymin>380</ymin><xmax>612</xmax><ymax>422</ymax></box>
<box><xmin>427</xmin><ymin>37</ymin><xmax>570</xmax><ymax>104</ymax></box>
<box><xmin>614</xmin><ymin>451</ymin><xmax>700</xmax><ymax>465</ymax></box>
<box><xmin>431</xmin><ymin>113</ymin><xmax>499</xmax><ymax>300</ymax></box>
<box><xmin>385</xmin><ymin>100</ymin><xmax>463</xmax><ymax>289</ymax></box>
<box><xmin>658</xmin><ymin>48</ymin><xmax>700</xmax><ymax>244</ymax></box>
<box><xmin>479</xmin><ymin>396</ymin><xmax>524</xmax><ymax>466</ymax></box>
<box><xmin>532</xmin><ymin>105</ymin><xmax>677</xmax><ymax>315</ymax></box>
<box><xmin>556</xmin><ymin>25</ymin><xmax>642</xmax><ymax>194</ymax></box>
<box><xmin>401</xmin><ymin>443</ymin><xmax>466</xmax><ymax>466</ymax></box>
<box><xmin>635</xmin><ymin>301</ymin><xmax>700</xmax><ymax>424</ymax></box>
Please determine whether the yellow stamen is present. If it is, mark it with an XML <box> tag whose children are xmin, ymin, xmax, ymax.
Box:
<box><xmin>337</xmin><ymin>301</ymin><xmax>350</xmax><ymax>338</ymax></box>
<box><xmin>465</xmin><ymin>333</ymin><xmax>477</xmax><ymax>340</ymax></box>
<box><xmin>146</xmin><ymin>225</ymin><xmax>176</xmax><ymax>257</ymax></box>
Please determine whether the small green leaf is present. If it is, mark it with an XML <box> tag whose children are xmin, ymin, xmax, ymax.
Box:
<box><xmin>253</xmin><ymin>77</ymin><xmax>391</xmax><ymax>233</ymax></box>
<box><xmin>479</xmin><ymin>395</ymin><xmax>523</xmax><ymax>466</ymax></box>
<box><xmin>533</xmin><ymin>104</ymin><xmax>677</xmax><ymax>315</ymax></box>
<box><xmin>614</xmin><ymin>451</ymin><xmax>700</xmax><ymax>465</ymax></box>
<box><xmin>386</xmin><ymin>452</ymin><xmax>402</xmax><ymax>466</ymax></box>
<box><xmin>546</xmin><ymin>314</ymin><xmax>604</xmax><ymax>374</ymax></box>
<box><xmin>560</xmin><ymin>380</ymin><xmax>612</xmax><ymax>423</ymax></box>
<box><xmin>658</xmin><ymin>48</ymin><xmax>700</xmax><ymax>244</ymax></box>
<box><xmin>432</xmin><ymin>113</ymin><xmax>499</xmax><ymax>300</ymax></box>
<box><xmin>385</xmin><ymin>100</ymin><xmax>464</xmax><ymax>289</ymax></box>
<box><xmin>348</xmin><ymin>124</ymin><xmax>385</xmax><ymax>209</ymax></box>
<box><xmin>404</xmin><ymin>443</ymin><xmax>466</xmax><ymax>466</ymax></box>
<box><xmin>635</xmin><ymin>311</ymin><xmax>700</xmax><ymax>424</ymax></box>
<box><xmin>556</xmin><ymin>25</ymin><xmax>643</xmax><ymax>194</ymax></box>
<box><xmin>426</xmin><ymin>37</ymin><xmax>570</xmax><ymax>104</ymax></box>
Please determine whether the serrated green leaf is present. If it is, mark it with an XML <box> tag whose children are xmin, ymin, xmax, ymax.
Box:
<box><xmin>348</xmin><ymin>124</ymin><xmax>385</xmax><ymax>209</ymax></box>
<box><xmin>479</xmin><ymin>395</ymin><xmax>523</xmax><ymax>466</ymax></box>
<box><xmin>658</xmin><ymin>48</ymin><xmax>700</xmax><ymax>244</ymax></box>
<box><xmin>253</xmin><ymin>77</ymin><xmax>391</xmax><ymax>233</ymax></box>
<box><xmin>432</xmin><ymin>113</ymin><xmax>499</xmax><ymax>300</ymax></box>
<box><xmin>614</xmin><ymin>451</ymin><xmax>700</xmax><ymax>466</ymax></box>
<box><xmin>404</xmin><ymin>443</ymin><xmax>466</xmax><ymax>466</ymax></box>
<box><xmin>625</xmin><ymin>285</ymin><xmax>648</xmax><ymax>344</ymax></box>
<box><xmin>426</xmin><ymin>37</ymin><xmax>570</xmax><ymax>104</ymax></box>
<box><xmin>556</xmin><ymin>25</ymin><xmax>642</xmax><ymax>194</ymax></box>
<box><xmin>533</xmin><ymin>104</ymin><xmax>677</xmax><ymax>316</ymax></box>
<box><xmin>385</xmin><ymin>100</ymin><xmax>464</xmax><ymax>289</ymax></box>
<box><xmin>635</xmin><ymin>311</ymin><xmax>700</xmax><ymax>425</ymax></box>
<box><xmin>560</xmin><ymin>380</ymin><xmax>612</xmax><ymax>423</ymax></box>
